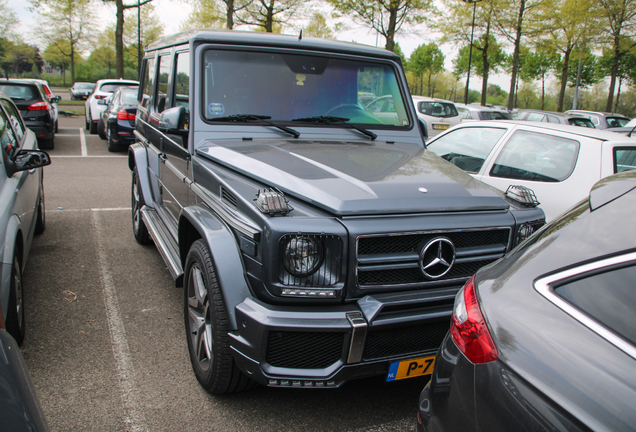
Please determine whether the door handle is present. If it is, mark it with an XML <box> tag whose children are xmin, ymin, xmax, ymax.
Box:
<box><xmin>159</xmin><ymin>153</ymin><xmax>167</xmax><ymax>162</ymax></box>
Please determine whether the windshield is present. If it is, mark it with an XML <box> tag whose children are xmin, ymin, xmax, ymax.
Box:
<box><xmin>76</xmin><ymin>83</ymin><xmax>94</xmax><ymax>89</ymax></box>
<box><xmin>202</xmin><ymin>49</ymin><xmax>409</xmax><ymax>127</ymax></box>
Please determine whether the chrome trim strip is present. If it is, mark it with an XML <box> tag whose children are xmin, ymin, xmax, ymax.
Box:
<box><xmin>534</xmin><ymin>252</ymin><xmax>636</xmax><ymax>361</ymax></box>
<box><xmin>346</xmin><ymin>312</ymin><xmax>368</xmax><ymax>364</ymax></box>
<box><xmin>190</xmin><ymin>182</ymin><xmax>260</xmax><ymax>241</ymax></box>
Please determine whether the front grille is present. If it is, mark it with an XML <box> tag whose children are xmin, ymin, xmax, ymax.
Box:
<box><xmin>364</xmin><ymin>321</ymin><xmax>450</xmax><ymax>360</ymax></box>
<box><xmin>357</xmin><ymin>229</ymin><xmax>511</xmax><ymax>288</ymax></box>
<box><xmin>266</xmin><ymin>331</ymin><xmax>344</xmax><ymax>369</ymax></box>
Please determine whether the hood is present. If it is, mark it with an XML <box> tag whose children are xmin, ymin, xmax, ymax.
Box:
<box><xmin>196</xmin><ymin>138</ymin><xmax>510</xmax><ymax>216</ymax></box>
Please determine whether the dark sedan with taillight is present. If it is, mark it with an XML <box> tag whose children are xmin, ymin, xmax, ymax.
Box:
<box><xmin>98</xmin><ymin>86</ymin><xmax>138</xmax><ymax>152</ymax></box>
<box><xmin>417</xmin><ymin>169</ymin><xmax>636</xmax><ymax>432</ymax></box>
<box><xmin>0</xmin><ymin>80</ymin><xmax>59</xmax><ymax>149</ymax></box>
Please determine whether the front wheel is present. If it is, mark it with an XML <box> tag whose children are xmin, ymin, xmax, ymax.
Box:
<box><xmin>131</xmin><ymin>168</ymin><xmax>151</xmax><ymax>244</ymax></box>
<box><xmin>5</xmin><ymin>253</ymin><xmax>25</xmax><ymax>346</ymax></box>
<box><xmin>184</xmin><ymin>240</ymin><xmax>254</xmax><ymax>395</ymax></box>
<box><xmin>98</xmin><ymin>118</ymin><xmax>106</xmax><ymax>139</ymax></box>
<box><xmin>107</xmin><ymin>126</ymin><xmax>119</xmax><ymax>152</ymax></box>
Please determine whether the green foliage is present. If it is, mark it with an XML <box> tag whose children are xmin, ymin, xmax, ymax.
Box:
<box><xmin>1</xmin><ymin>42</ymin><xmax>44</xmax><ymax>77</ymax></box>
<box><xmin>180</xmin><ymin>0</ymin><xmax>225</xmax><ymax>30</ymax></box>
<box><xmin>559</xmin><ymin>48</ymin><xmax>601</xmax><ymax>88</ymax></box>
<box><xmin>304</xmin><ymin>13</ymin><xmax>334</xmax><ymax>38</ymax></box>
<box><xmin>408</xmin><ymin>42</ymin><xmax>445</xmax><ymax>96</ymax></box>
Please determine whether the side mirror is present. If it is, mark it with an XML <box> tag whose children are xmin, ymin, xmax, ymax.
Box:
<box><xmin>50</xmin><ymin>95</ymin><xmax>61</xmax><ymax>104</ymax></box>
<box><xmin>159</xmin><ymin>106</ymin><xmax>188</xmax><ymax>136</ymax></box>
<box><xmin>5</xmin><ymin>149</ymin><xmax>51</xmax><ymax>177</ymax></box>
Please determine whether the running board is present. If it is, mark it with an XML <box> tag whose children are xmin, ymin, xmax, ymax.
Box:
<box><xmin>141</xmin><ymin>206</ymin><xmax>184</xmax><ymax>284</ymax></box>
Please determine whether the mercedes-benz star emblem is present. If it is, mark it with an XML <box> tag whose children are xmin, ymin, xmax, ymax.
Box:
<box><xmin>419</xmin><ymin>237</ymin><xmax>456</xmax><ymax>279</ymax></box>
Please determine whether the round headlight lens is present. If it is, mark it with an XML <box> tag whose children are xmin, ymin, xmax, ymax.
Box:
<box><xmin>282</xmin><ymin>236</ymin><xmax>324</xmax><ymax>277</ymax></box>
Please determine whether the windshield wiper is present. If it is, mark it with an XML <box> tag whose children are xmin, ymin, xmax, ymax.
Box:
<box><xmin>292</xmin><ymin>116</ymin><xmax>377</xmax><ymax>141</ymax></box>
<box><xmin>209</xmin><ymin>114</ymin><xmax>300</xmax><ymax>138</ymax></box>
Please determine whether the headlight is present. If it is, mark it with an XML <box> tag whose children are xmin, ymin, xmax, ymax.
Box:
<box><xmin>282</xmin><ymin>236</ymin><xmax>324</xmax><ymax>277</ymax></box>
<box><xmin>516</xmin><ymin>222</ymin><xmax>535</xmax><ymax>244</ymax></box>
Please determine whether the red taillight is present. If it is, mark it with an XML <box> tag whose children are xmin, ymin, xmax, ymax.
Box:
<box><xmin>117</xmin><ymin>110</ymin><xmax>135</xmax><ymax>120</ymax></box>
<box><xmin>450</xmin><ymin>276</ymin><xmax>498</xmax><ymax>363</ymax></box>
<box><xmin>28</xmin><ymin>101</ymin><xmax>50</xmax><ymax>111</ymax></box>
<box><xmin>95</xmin><ymin>95</ymin><xmax>107</xmax><ymax>100</ymax></box>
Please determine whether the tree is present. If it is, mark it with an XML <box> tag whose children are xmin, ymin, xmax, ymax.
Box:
<box><xmin>180</xmin><ymin>0</ymin><xmax>225</xmax><ymax>30</ymax></box>
<box><xmin>30</xmin><ymin>0</ymin><xmax>95</xmax><ymax>84</ymax></box>
<box><xmin>491</xmin><ymin>0</ymin><xmax>546</xmax><ymax>110</ymax></box>
<box><xmin>597</xmin><ymin>0</ymin><xmax>636</xmax><ymax>112</ymax></box>
<box><xmin>599</xmin><ymin>43</ymin><xmax>636</xmax><ymax>112</ymax></box>
<box><xmin>89</xmin><ymin>47</ymin><xmax>116</xmax><ymax>79</ymax></box>
<box><xmin>304</xmin><ymin>12</ymin><xmax>334</xmax><ymax>38</ymax></box>
<box><xmin>409</xmin><ymin>42</ymin><xmax>444</xmax><ymax>96</ymax></box>
<box><xmin>328</xmin><ymin>0</ymin><xmax>432</xmax><ymax>52</ymax></box>
<box><xmin>534</xmin><ymin>0</ymin><xmax>601</xmax><ymax>112</ymax></box>
<box><xmin>520</xmin><ymin>46</ymin><xmax>558</xmax><ymax>109</ymax></box>
<box><xmin>43</xmin><ymin>39</ymin><xmax>72</xmax><ymax>85</ymax></box>
<box><xmin>237</xmin><ymin>0</ymin><xmax>305</xmax><ymax>32</ymax></box>
<box><xmin>4</xmin><ymin>43</ymin><xmax>43</xmax><ymax>76</ymax></box>
<box><xmin>0</xmin><ymin>0</ymin><xmax>19</xmax><ymax>39</ymax></box>
<box><xmin>102</xmin><ymin>0</ymin><xmax>155</xmax><ymax>78</ymax></box>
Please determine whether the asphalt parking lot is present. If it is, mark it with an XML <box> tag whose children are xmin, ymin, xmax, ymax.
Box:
<box><xmin>20</xmin><ymin>114</ymin><xmax>427</xmax><ymax>432</ymax></box>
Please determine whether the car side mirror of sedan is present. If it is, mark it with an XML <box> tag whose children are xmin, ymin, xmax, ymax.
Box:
<box><xmin>5</xmin><ymin>149</ymin><xmax>52</xmax><ymax>177</ymax></box>
<box><xmin>159</xmin><ymin>106</ymin><xmax>189</xmax><ymax>137</ymax></box>
<box><xmin>50</xmin><ymin>95</ymin><xmax>61</xmax><ymax>104</ymax></box>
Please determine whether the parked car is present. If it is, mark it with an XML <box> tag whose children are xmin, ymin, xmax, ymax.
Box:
<box><xmin>363</xmin><ymin>94</ymin><xmax>405</xmax><ymax>125</ymax></box>
<box><xmin>0</xmin><ymin>93</ymin><xmax>51</xmax><ymax>346</ymax></box>
<box><xmin>563</xmin><ymin>109</ymin><xmax>630</xmax><ymax>129</ymax></box>
<box><xmin>85</xmin><ymin>78</ymin><xmax>138</xmax><ymax>134</ymax></box>
<box><xmin>98</xmin><ymin>86</ymin><xmax>138</xmax><ymax>151</ymax></box>
<box><xmin>130</xmin><ymin>30</ymin><xmax>545</xmax><ymax>395</ymax></box>
<box><xmin>417</xmin><ymin>169</ymin><xmax>636</xmax><ymax>432</ymax></box>
<box><xmin>0</xmin><ymin>328</ymin><xmax>50</xmax><ymax>431</ymax></box>
<box><xmin>411</xmin><ymin>96</ymin><xmax>461</xmax><ymax>137</ymax></box>
<box><xmin>512</xmin><ymin>109</ymin><xmax>596</xmax><ymax>128</ymax></box>
<box><xmin>15</xmin><ymin>79</ymin><xmax>60</xmax><ymax>134</ymax></box>
<box><xmin>426</xmin><ymin>121</ymin><xmax>636</xmax><ymax>221</ymax></box>
<box><xmin>607</xmin><ymin>117</ymin><xmax>636</xmax><ymax>138</ymax></box>
<box><xmin>70</xmin><ymin>82</ymin><xmax>95</xmax><ymax>100</ymax></box>
<box><xmin>455</xmin><ymin>103</ymin><xmax>512</xmax><ymax>121</ymax></box>
<box><xmin>0</xmin><ymin>79</ymin><xmax>59</xmax><ymax>149</ymax></box>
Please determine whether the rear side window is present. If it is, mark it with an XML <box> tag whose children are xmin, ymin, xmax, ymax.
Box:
<box><xmin>554</xmin><ymin>264</ymin><xmax>636</xmax><ymax>348</ymax></box>
<box><xmin>427</xmin><ymin>127</ymin><xmax>506</xmax><ymax>173</ymax></box>
<box><xmin>526</xmin><ymin>112</ymin><xmax>545</xmax><ymax>122</ymax></box>
<box><xmin>174</xmin><ymin>51</ymin><xmax>190</xmax><ymax>112</ymax></box>
<box><xmin>490</xmin><ymin>130</ymin><xmax>579</xmax><ymax>182</ymax></box>
<box><xmin>141</xmin><ymin>58</ymin><xmax>156</xmax><ymax>110</ymax></box>
<box><xmin>457</xmin><ymin>107</ymin><xmax>472</xmax><ymax>119</ymax></box>
<box><xmin>156</xmin><ymin>54</ymin><xmax>172</xmax><ymax>113</ymax></box>
<box><xmin>0</xmin><ymin>108</ymin><xmax>18</xmax><ymax>155</ymax></box>
<box><xmin>614</xmin><ymin>147</ymin><xmax>636</xmax><ymax>173</ymax></box>
<box><xmin>569</xmin><ymin>118</ymin><xmax>595</xmax><ymax>128</ymax></box>
<box><xmin>418</xmin><ymin>102</ymin><xmax>458</xmax><ymax>118</ymax></box>
<box><xmin>481</xmin><ymin>111</ymin><xmax>509</xmax><ymax>120</ymax></box>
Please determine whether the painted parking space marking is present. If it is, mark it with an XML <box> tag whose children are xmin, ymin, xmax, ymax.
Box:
<box><xmin>79</xmin><ymin>127</ymin><xmax>87</xmax><ymax>156</ymax></box>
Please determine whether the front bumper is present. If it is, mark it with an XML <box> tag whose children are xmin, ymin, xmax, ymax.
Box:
<box><xmin>230</xmin><ymin>288</ymin><xmax>457</xmax><ymax>388</ymax></box>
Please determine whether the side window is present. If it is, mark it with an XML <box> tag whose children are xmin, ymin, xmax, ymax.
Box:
<box><xmin>614</xmin><ymin>147</ymin><xmax>636</xmax><ymax>173</ymax></box>
<box><xmin>141</xmin><ymin>57</ymin><xmax>156</xmax><ymax>110</ymax></box>
<box><xmin>0</xmin><ymin>108</ymin><xmax>18</xmax><ymax>155</ymax></box>
<box><xmin>1</xmin><ymin>99</ymin><xmax>24</xmax><ymax>144</ymax></box>
<box><xmin>427</xmin><ymin>127</ymin><xmax>506</xmax><ymax>173</ymax></box>
<box><xmin>526</xmin><ymin>112</ymin><xmax>545</xmax><ymax>122</ymax></box>
<box><xmin>156</xmin><ymin>54</ymin><xmax>172</xmax><ymax>113</ymax></box>
<box><xmin>547</xmin><ymin>115</ymin><xmax>559</xmax><ymax>123</ymax></box>
<box><xmin>174</xmin><ymin>51</ymin><xmax>190</xmax><ymax>118</ymax></box>
<box><xmin>490</xmin><ymin>130</ymin><xmax>579</xmax><ymax>182</ymax></box>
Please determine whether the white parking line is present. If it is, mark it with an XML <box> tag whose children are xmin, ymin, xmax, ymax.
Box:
<box><xmin>92</xmin><ymin>211</ymin><xmax>148</xmax><ymax>432</ymax></box>
<box><xmin>79</xmin><ymin>127</ymin><xmax>88</xmax><ymax>156</ymax></box>
<box><xmin>51</xmin><ymin>208</ymin><xmax>132</xmax><ymax>212</ymax></box>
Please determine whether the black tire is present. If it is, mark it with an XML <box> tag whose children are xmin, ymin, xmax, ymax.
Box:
<box><xmin>107</xmin><ymin>126</ymin><xmax>119</xmax><ymax>152</ymax></box>
<box><xmin>55</xmin><ymin>119</ymin><xmax>58</xmax><ymax>133</ymax></box>
<box><xmin>34</xmin><ymin>183</ymin><xmax>45</xmax><ymax>235</ymax></box>
<box><xmin>98</xmin><ymin>118</ymin><xmax>106</xmax><ymax>139</ymax></box>
<box><xmin>89</xmin><ymin>117</ymin><xmax>97</xmax><ymax>134</ymax></box>
<box><xmin>184</xmin><ymin>240</ymin><xmax>255</xmax><ymax>395</ymax></box>
<box><xmin>131</xmin><ymin>168</ymin><xmax>151</xmax><ymax>245</ymax></box>
<box><xmin>85</xmin><ymin>112</ymin><xmax>90</xmax><ymax>130</ymax></box>
<box><xmin>5</xmin><ymin>252</ymin><xmax>25</xmax><ymax>346</ymax></box>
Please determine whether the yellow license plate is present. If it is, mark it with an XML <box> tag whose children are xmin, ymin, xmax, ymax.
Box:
<box><xmin>433</xmin><ymin>124</ymin><xmax>450</xmax><ymax>130</ymax></box>
<box><xmin>386</xmin><ymin>355</ymin><xmax>435</xmax><ymax>381</ymax></box>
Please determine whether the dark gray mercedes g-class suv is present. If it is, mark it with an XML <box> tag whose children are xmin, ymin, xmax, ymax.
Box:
<box><xmin>129</xmin><ymin>30</ymin><xmax>544</xmax><ymax>394</ymax></box>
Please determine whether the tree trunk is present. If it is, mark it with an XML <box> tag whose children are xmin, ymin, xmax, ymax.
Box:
<box><xmin>226</xmin><ymin>0</ymin><xmax>234</xmax><ymax>29</ymax></box>
<box><xmin>541</xmin><ymin>74</ymin><xmax>545</xmax><ymax>110</ymax></box>
<box><xmin>507</xmin><ymin>0</ymin><xmax>525</xmax><ymax>110</ymax></box>
<box><xmin>115</xmin><ymin>0</ymin><xmax>125</xmax><ymax>78</ymax></box>
<box><xmin>614</xmin><ymin>76</ymin><xmax>622</xmax><ymax>112</ymax></box>
<box><xmin>384</xmin><ymin>5</ymin><xmax>398</xmax><ymax>52</ymax></box>
<box><xmin>265</xmin><ymin>0</ymin><xmax>273</xmax><ymax>32</ymax></box>
<box><xmin>70</xmin><ymin>43</ymin><xmax>75</xmax><ymax>85</ymax></box>
<box><xmin>605</xmin><ymin>38</ymin><xmax>621</xmax><ymax>112</ymax></box>
<box><xmin>480</xmin><ymin>41</ymin><xmax>490</xmax><ymax>106</ymax></box>
<box><xmin>557</xmin><ymin>47</ymin><xmax>571</xmax><ymax>112</ymax></box>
